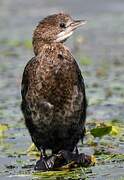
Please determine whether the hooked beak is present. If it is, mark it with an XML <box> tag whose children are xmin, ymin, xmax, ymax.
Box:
<box><xmin>55</xmin><ymin>20</ymin><xmax>87</xmax><ymax>42</ymax></box>
<box><xmin>70</xmin><ymin>20</ymin><xmax>87</xmax><ymax>30</ymax></box>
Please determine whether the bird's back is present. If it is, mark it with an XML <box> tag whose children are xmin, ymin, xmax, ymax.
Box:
<box><xmin>21</xmin><ymin>43</ymin><xmax>86</xmax><ymax>153</ymax></box>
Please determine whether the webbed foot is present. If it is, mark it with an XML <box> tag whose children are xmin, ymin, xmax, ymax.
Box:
<box><xmin>34</xmin><ymin>151</ymin><xmax>69</xmax><ymax>171</ymax></box>
<box><xmin>57</xmin><ymin>150</ymin><xmax>95</xmax><ymax>168</ymax></box>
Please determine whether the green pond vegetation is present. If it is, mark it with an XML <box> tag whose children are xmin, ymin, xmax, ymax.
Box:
<box><xmin>0</xmin><ymin>117</ymin><xmax>124</xmax><ymax>179</ymax></box>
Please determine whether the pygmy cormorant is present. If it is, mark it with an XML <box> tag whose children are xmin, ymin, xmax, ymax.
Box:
<box><xmin>21</xmin><ymin>13</ymin><xmax>88</xmax><ymax>170</ymax></box>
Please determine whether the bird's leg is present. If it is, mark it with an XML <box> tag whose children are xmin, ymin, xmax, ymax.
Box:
<box><xmin>74</xmin><ymin>146</ymin><xmax>79</xmax><ymax>155</ymax></box>
<box><xmin>40</xmin><ymin>148</ymin><xmax>47</xmax><ymax>159</ymax></box>
<box><xmin>34</xmin><ymin>148</ymin><xmax>58</xmax><ymax>171</ymax></box>
<box><xmin>34</xmin><ymin>148</ymin><xmax>49</xmax><ymax>171</ymax></box>
<box><xmin>57</xmin><ymin>150</ymin><xmax>74</xmax><ymax>164</ymax></box>
<box><xmin>81</xmin><ymin>127</ymin><xmax>86</xmax><ymax>145</ymax></box>
<box><xmin>56</xmin><ymin>146</ymin><xmax>79</xmax><ymax>165</ymax></box>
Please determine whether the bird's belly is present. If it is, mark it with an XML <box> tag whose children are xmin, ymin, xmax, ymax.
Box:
<box><xmin>32</xmin><ymin>117</ymin><xmax>82</xmax><ymax>152</ymax></box>
<box><xmin>26</xmin><ymin>95</ymin><xmax>83</xmax><ymax>149</ymax></box>
<box><xmin>23</xmin><ymin>82</ymin><xmax>85</xmax><ymax>150</ymax></box>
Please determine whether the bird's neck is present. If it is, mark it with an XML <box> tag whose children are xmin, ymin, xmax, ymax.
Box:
<box><xmin>33</xmin><ymin>39</ymin><xmax>65</xmax><ymax>56</ymax></box>
<box><xmin>33</xmin><ymin>39</ymin><xmax>44</xmax><ymax>55</ymax></box>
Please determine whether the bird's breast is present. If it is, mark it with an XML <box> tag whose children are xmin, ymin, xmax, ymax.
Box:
<box><xmin>24</xmin><ymin>44</ymin><xmax>84</xmax><ymax>124</ymax></box>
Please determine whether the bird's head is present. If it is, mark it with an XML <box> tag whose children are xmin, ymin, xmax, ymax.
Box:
<box><xmin>33</xmin><ymin>13</ymin><xmax>87</xmax><ymax>54</ymax></box>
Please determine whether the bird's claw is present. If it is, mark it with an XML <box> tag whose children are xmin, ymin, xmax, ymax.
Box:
<box><xmin>34</xmin><ymin>156</ymin><xmax>55</xmax><ymax>171</ymax></box>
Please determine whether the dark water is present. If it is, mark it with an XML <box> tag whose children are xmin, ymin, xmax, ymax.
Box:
<box><xmin>0</xmin><ymin>0</ymin><xmax>124</xmax><ymax>179</ymax></box>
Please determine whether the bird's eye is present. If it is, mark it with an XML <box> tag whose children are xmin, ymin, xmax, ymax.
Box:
<box><xmin>60</xmin><ymin>23</ymin><xmax>66</xmax><ymax>28</ymax></box>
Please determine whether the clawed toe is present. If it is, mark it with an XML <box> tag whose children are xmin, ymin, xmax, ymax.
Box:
<box><xmin>74</xmin><ymin>153</ymin><xmax>92</xmax><ymax>166</ymax></box>
<box><xmin>34</xmin><ymin>156</ymin><xmax>56</xmax><ymax>171</ymax></box>
<box><xmin>57</xmin><ymin>150</ymin><xmax>93</xmax><ymax>167</ymax></box>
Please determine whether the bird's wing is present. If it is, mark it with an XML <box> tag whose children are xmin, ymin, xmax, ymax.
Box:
<box><xmin>21</xmin><ymin>57</ymin><xmax>35</xmax><ymax>100</ymax></box>
<box><xmin>21</xmin><ymin>57</ymin><xmax>54</xmax><ymax>127</ymax></box>
<box><xmin>73</xmin><ymin>57</ymin><xmax>87</xmax><ymax>127</ymax></box>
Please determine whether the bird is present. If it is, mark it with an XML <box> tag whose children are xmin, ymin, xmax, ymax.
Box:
<box><xmin>21</xmin><ymin>13</ymin><xmax>87</xmax><ymax>170</ymax></box>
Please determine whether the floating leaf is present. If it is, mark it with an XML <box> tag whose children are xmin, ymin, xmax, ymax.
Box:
<box><xmin>110</xmin><ymin>126</ymin><xmax>119</xmax><ymax>136</ymax></box>
<box><xmin>27</xmin><ymin>143</ymin><xmax>40</xmax><ymax>157</ymax></box>
<box><xmin>106</xmin><ymin>120</ymin><xmax>120</xmax><ymax>136</ymax></box>
<box><xmin>0</xmin><ymin>124</ymin><xmax>9</xmax><ymax>132</ymax></box>
<box><xmin>27</xmin><ymin>143</ymin><xmax>36</xmax><ymax>152</ymax></box>
<box><xmin>0</xmin><ymin>123</ymin><xmax>9</xmax><ymax>139</ymax></box>
<box><xmin>90</xmin><ymin>126</ymin><xmax>112</xmax><ymax>138</ymax></box>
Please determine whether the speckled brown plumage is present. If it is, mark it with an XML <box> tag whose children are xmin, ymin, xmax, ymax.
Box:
<box><xmin>21</xmin><ymin>13</ymin><xmax>87</xmax><ymax>155</ymax></box>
